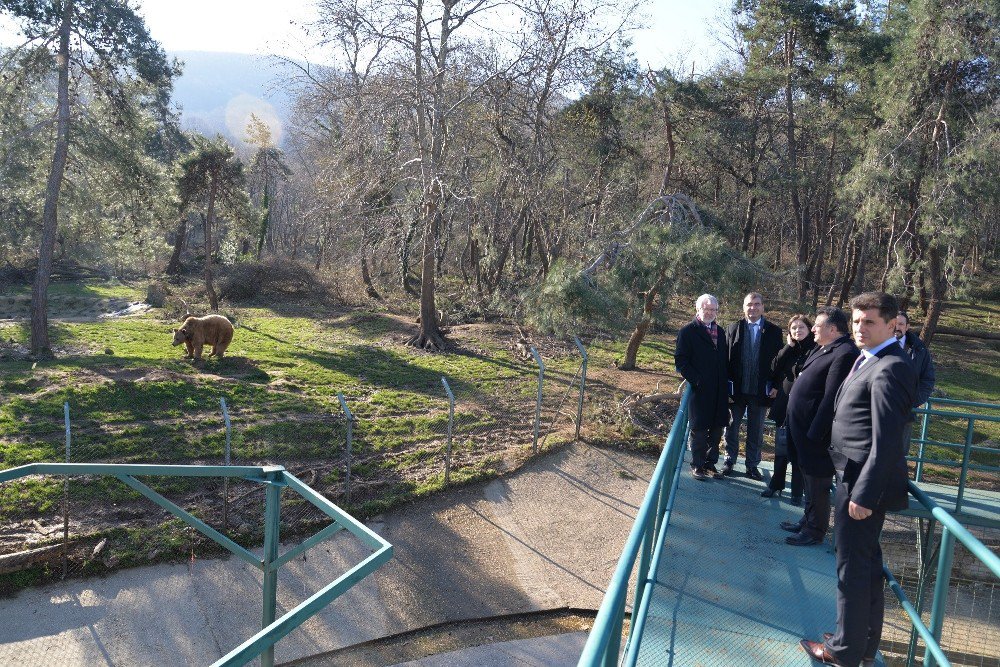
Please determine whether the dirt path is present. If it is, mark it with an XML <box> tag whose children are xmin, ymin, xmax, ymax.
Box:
<box><xmin>0</xmin><ymin>442</ymin><xmax>656</xmax><ymax>666</ymax></box>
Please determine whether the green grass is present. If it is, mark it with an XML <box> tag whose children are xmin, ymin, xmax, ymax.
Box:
<box><xmin>0</xmin><ymin>286</ymin><xmax>996</xmax><ymax>596</ymax></box>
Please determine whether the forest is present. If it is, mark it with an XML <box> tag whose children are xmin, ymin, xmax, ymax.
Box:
<box><xmin>1</xmin><ymin>0</ymin><xmax>998</xmax><ymax>359</ymax></box>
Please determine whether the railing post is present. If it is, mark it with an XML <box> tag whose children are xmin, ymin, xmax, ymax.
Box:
<box><xmin>573</xmin><ymin>336</ymin><xmax>588</xmax><ymax>441</ymax></box>
<box><xmin>605</xmin><ymin>595</ymin><xmax>625</xmax><ymax>667</ymax></box>
<box><xmin>62</xmin><ymin>402</ymin><xmax>70</xmax><ymax>580</ymax></box>
<box><xmin>954</xmin><ymin>418</ymin><xmax>975</xmax><ymax>512</ymax></box>
<box><xmin>924</xmin><ymin>527</ymin><xmax>956</xmax><ymax>667</ymax></box>
<box><xmin>915</xmin><ymin>400</ymin><xmax>931</xmax><ymax>482</ymax></box>
<box><xmin>530</xmin><ymin>347</ymin><xmax>545</xmax><ymax>454</ymax></box>
<box><xmin>260</xmin><ymin>472</ymin><xmax>282</xmax><ymax>667</ymax></box>
<box><xmin>338</xmin><ymin>393</ymin><xmax>354</xmax><ymax>502</ymax></box>
<box><xmin>441</xmin><ymin>377</ymin><xmax>455</xmax><ymax>486</ymax></box>
<box><xmin>220</xmin><ymin>398</ymin><xmax>232</xmax><ymax>532</ymax></box>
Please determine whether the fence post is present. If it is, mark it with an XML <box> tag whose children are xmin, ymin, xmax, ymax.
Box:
<box><xmin>441</xmin><ymin>377</ymin><xmax>455</xmax><ymax>486</ymax></box>
<box><xmin>924</xmin><ymin>527</ymin><xmax>956</xmax><ymax>667</ymax></box>
<box><xmin>573</xmin><ymin>336</ymin><xmax>588</xmax><ymax>441</ymax></box>
<box><xmin>530</xmin><ymin>347</ymin><xmax>545</xmax><ymax>454</ymax></box>
<box><xmin>260</xmin><ymin>471</ymin><xmax>282</xmax><ymax>667</ymax></box>
<box><xmin>62</xmin><ymin>401</ymin><xmax>70</xmax><ymax>580</ymax></box>
<box><xmin>338</xmin><ymin>393</ymin><xmax>354</xmax><ymax>503</ymax></box>
<box><xmin>954</xmin><ymin>418</ymin><xmax>975</xmax><ymax>512</ymax></box>
<box><xmin>915</xmin><ymin>399</ymin><xmax>931</xmax><ymax>482</ymax></box>
<box><xmin>220</xmin><ymin>398</ymin><xmax>232</xmax><ymax>532</ymax></box>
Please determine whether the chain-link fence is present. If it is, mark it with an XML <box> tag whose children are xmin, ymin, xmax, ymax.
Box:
<box><xmin>0</xmin><ymin>338</ymin><xmax>593</xmax><ymax>599</ymax></box>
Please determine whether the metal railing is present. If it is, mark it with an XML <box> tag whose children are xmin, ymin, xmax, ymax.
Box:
<box><xmin>577</xmin><ymin>387</ymin><xmax>691</xmax><ymax>667</ymax></box>
<box><xmin>885</xmin><ymin>481</ymin><xmax>1000</xmax><ymax>667</ymax></box>
<box><xmin>0</xmin><ymin>462</ymin><xmax>392</xmax><ymax>667</ymax></box>
<box><xmin>909</xmin><ymin>398</ymin><xmax>1000</xmax><ymax>509</ymax></box>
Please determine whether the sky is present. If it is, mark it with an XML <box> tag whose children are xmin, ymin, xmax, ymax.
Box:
<box><xmin>128</xmin><ymin>0</ymin><xmax>732</xmax><ymax>72</ymax></box>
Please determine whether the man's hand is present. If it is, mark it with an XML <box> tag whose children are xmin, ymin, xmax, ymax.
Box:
<box><xmin>849</xmin><ymin>501</ymin><xmax>873</xmax><ymax>520</ymax></box>
<box><xmin>768</xmin><ymin>388</ymin><xmax>779</xmax><ymax>398</ymax></box>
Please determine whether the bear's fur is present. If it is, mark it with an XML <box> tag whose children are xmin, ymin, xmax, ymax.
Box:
<box><xmin>171</xmin><ymin>314</ymin><xmax>234</xmax><ymax>360</ymax></box>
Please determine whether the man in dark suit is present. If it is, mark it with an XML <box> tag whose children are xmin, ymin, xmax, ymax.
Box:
<box><xmin>723</xmin><ymin>292</ymin><xmax>784</xmax><ymax>480</ymax></box>
<box><xmin>801</xmin><ymin>292</ymin><xmax>917</xmax><ymax>667</ymax></box>
<box><xmin>780</xmin><ymin>307</ymin><xmax>859</xmax><ymax>546</ymax></box>
<box><xmin>675</xmin><ymin>294</ymin><xmax>730</xmax><ymax>481</ymax></box>
<box><xmin>895</xmin><ymin>311</ymin><xmax>936</xmax><ymax>407</ymax></box>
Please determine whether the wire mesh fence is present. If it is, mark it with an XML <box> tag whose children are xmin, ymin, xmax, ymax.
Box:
<box><xmin>0</xmin><ymin>338</ymin><xmax>593</xmax><ymax>599</ymax></box>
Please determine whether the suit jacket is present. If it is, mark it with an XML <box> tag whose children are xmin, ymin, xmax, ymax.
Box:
<box><xmin>830</xmin><ymin>343</ymin><xmax>917</xmax><ymax>512</ymax></box>
<box><xmin>901</xmin><ymin>331</ymin><xmax>936</xmax><ymax>407</ymax></box>
<box><xmin>785</xmin><ymin>334</ymin><xmax>859</xmax><ymax>476</ymax></box>
<box><xmin>725</xmin><ymin>318</ymin><xmax>784</xmax><ymax>404</ymax></box>
<box><xmin>675</xmin><ymin>319</ymin><xmax>729</xmax><ymax>430</ymax></box>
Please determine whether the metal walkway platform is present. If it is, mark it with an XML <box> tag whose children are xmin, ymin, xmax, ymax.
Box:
<box><xmin>635</xmin><ymin>457</ymin><xmax>884</xmax><ymax>667</ymax></box>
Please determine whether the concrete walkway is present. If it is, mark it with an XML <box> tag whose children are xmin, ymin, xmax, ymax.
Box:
<box><xmin>0</xmin><ymin>443</ymin><xmax>656</xmax><ymax>666</ymax></box>
<box><xmin>391</xmin><ymin>632</ymin><xmax>589</xmax><ymax>667</ymax></box>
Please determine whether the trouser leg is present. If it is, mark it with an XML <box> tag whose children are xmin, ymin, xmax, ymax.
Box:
<box><xmin>802</xmin><ymin>473</ymin><xmax>832</xmax><ymax>537</ymax></box>
<box><xmin>705</xmin><ymin>426</ymin><xmax>722</xmax><ymax>466</ymax></box>
<box><xmin>826</xmin><ymin>474</ymin><xmax>887</xmax><ymax>667</ymax></box>
<box><xmin>724</xmin><ymin>397</ymin><xmax>747</xmax><ymax>465</ymax></box>
<box><xmin>687</xmin><ymin>427</ymin><xmax>709</xmax><ymax>469</ymax></box>
<box><xmin>769</xmin><ymin>455</ymin><xmax>788</xmax><ymax>491</ymax></box>
<box><xmin>790</xmin><ymin>460</ymin><xmax>803</xmax><ymax>499</ymax></box>
<box><xmin>744</xmin><ymin>400</ymin><xmax>765</xmax><ymax>468</ymax></box>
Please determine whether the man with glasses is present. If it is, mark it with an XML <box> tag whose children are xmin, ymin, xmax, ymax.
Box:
<box><xmin>675</xmin><ymin>294</ymin><xmax>730</xmax><ymax>481</ymax></box>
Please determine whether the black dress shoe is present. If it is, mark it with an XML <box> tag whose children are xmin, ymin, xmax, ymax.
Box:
<box><xmin>780</xmin><ymin>520</ymin><xmax>803</xmax><ymax>532</ymax></box>
<box><xmin>786</xmin><ymin>531</ymin><xmax>822</xmax><ymax>546</ymax></box>
<box><xmin>760</xmin><ymin>488</ymin><xmax>783</xmax><ymax>498</ymax></box>
<box><xmin>721</xmin><ymin>463</ymin><xmax>735</xmax><ymax>476</ymax></box>
<box><xmin>745</xmin><ymin>466</ymin><xmax>763</xmax><ymax>481</ymax></box>
<box><xmin>800</xmin><ymin>639</ymin><xmax>848</xmax><ymax>666</ymax></box>
<box><xmin>705</xmin><ymin>463</ymin><xmax>725</xmax><ymax>479</ymax></box>
<box><xmin>820</xmin><ymin>634</ymin><xmax>876</xmax><ymax>666</ymax></box>
<box><xmin>690</xmin><ymin>466</ymin><xmax>708</xmax><ymax>481</ymax></box>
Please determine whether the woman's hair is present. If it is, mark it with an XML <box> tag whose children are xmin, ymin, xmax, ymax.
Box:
<box><xmin>788</xmin><ymin>314</ymin><xmax>813</xmax><ymax>331</ymax></box>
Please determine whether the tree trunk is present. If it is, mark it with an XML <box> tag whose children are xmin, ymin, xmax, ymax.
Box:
<box><xmin>620</xmin><ymin>269</ymin><xmax>668</xmax><ymax>371</ymax></box>
<box><xmin>30</xmin><ymin>0</ymin><xmax>73</xmax><ymax>357</ymax></box>
<box><xmin>920</xmin><ymin>245</ymin><xmax>947</xmax><ymax>348</ymax></box>
<box><xmin>825</xmin><ymin>217</ymin><xmax>856</xmax><ymax>305</ymax></box>
<box><xmin>784</xmin><ymin>28</ymin><xmax>809</xmax><ymax>302</ymax></box>
<box><xmin>204</xmin><ymin>183</ymin><xmax>219</xmax><ymax>312</ymax></box>
<box><xmin>165</xmin><ymin>215</ymin><xmax>188</xmax><ymax>275</ymax></box>
<box><xmin>409</xmin><ymin>199</ymin><xmax>445</xmax><ymax>350</ymax></box>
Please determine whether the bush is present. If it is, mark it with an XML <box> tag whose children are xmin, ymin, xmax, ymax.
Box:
<box><xmin>146</xmin><ymin>281</ymin><xmax>169</xmax><ymax>307</ymax></box>
<box><xmin>218</xmin><ymin>259</ymin><xmax>328</xmax><ymax>303</ymax></box>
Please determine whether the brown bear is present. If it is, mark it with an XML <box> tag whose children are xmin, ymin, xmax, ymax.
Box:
<box><xmin>171</xmin><ymin>314</ymin><xmax>234</xmax><ymax>360</ymax></box>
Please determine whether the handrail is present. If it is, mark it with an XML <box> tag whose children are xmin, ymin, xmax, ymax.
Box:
<box><xmin>0</xmin><ymin>462</ymin><xmax>392</xmax><ymax>667</ymax></box>
<box><xmin>883</xmin><ymin>480</ymin><xmax>1000</xmax><ymax>667</ymax></box>
<box><xmin>578</xmin><ymin>388</ymin><xmax>690</xmax><ymax>667</ymax></box>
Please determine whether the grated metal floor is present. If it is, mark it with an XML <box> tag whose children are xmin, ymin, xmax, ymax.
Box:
<box><xmin>634</xmin><ymin>455</ymin><xmax>886</xmax><ymax>667</ymax></box>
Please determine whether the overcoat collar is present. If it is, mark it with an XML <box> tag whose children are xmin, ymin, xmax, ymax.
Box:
<box><xmin>800</xmin><ymin>334</ymin><xmax>852</xmax><ymax>371</ymax></box>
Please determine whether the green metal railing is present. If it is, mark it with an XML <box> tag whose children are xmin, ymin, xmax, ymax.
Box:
<box><xmin>577</xmin><ymin>387</ymin><xmax>691</xmax><ymax>666</ymax></box>
<box><xmin>885</xmin><ymin>481</ymin><xmax>1000</xmax><ymax>667</ymax></box>
<box><xmin>909</xmin><ymin>398</ymin><xmax>1000</xmax><ymax>512</ymax></box>
<box><xmin>580</xmin><ymin>392</ymin><xmax>999</xmax><ymax>667</ymax></box>
<box><xmin>0</xmin><ymin>462</ymin><xmax>392</xmax><ymax>667</ymax></box>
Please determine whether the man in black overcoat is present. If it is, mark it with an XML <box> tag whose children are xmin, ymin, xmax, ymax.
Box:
<box><xmin>781</xmin><ymin>307</ymin><xmax>859</xmax><ymax>546</ymax></box>
<box><xmin>674</xmin><ymin>294</ymin><xmax>729</xmax><ymax>481</ymax></box>
<box><xmin>800</xmin><ymin>293</ymin><xmax>917</xmax><ymax>667</ymax></box>
<box><xmin>723</xmin><ymin>292</ymin><xmax>784</xmax><ymax>479</ymax></box>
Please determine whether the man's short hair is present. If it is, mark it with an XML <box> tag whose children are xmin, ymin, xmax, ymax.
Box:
<box><xmin>744</xmin><ymin>292</ymin><xmax>763</xmax><ymax>303</ymax></box>
<box><xmin>897</xmin><ymin>311</ymin><xmax>910</xmax><ymax>324</ymax></box>
<box><xmin>850</xmin><ymin>292</ymin><xmax>899</xmax><ymax>324</ymax></box>
<box><xmin>696</xmin><ymin>294</ymin><xmax>718</xmax><ymax>309</ymax></box>
<box><xmin>816</xmin><ymin>306</ymin><xmax>849</xmax><ymax>334</ymax></box>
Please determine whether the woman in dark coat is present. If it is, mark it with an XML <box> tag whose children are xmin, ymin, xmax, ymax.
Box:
<box><xmin>761</xmin><ymin>314</ymin><xmax>815</xmax><ymax>503</ymax></box>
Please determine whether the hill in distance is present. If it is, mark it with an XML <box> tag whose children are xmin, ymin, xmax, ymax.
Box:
<box><xmin>169</xmin><ymin>50</ymin><xmax>300</xmax><ymax>147</ymax></box>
